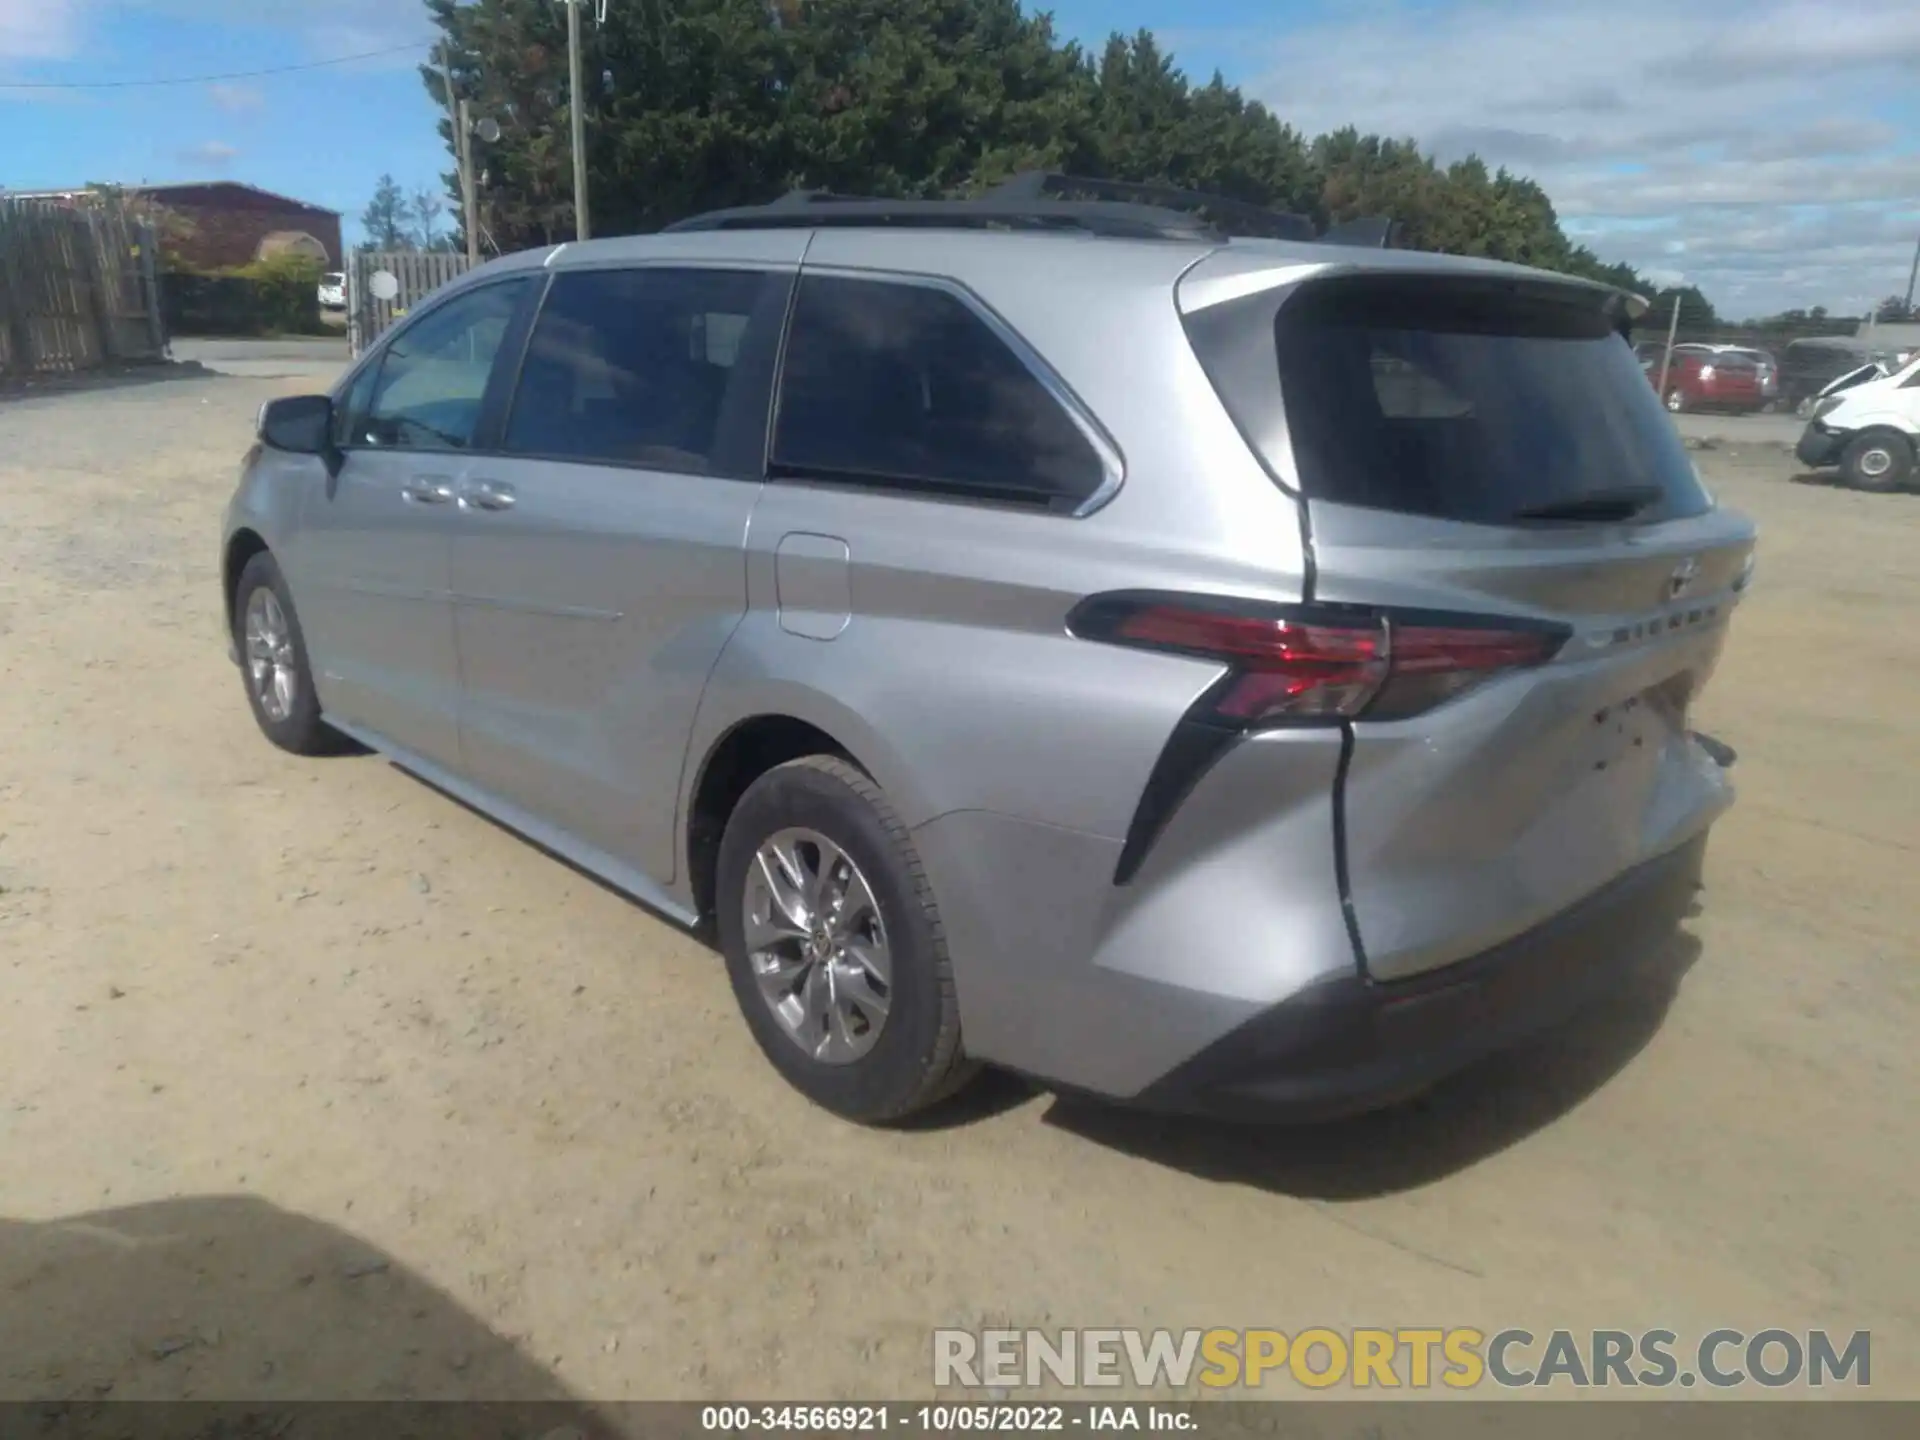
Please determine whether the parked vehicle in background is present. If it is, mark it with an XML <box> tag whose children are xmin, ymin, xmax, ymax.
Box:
<box><xmin>317</xmin><ymin>272</ymin><xmax>346</xmax><ymax>311</ymax></box>
<box><xmin>220</xmin><ymin>176</ymin><xmax>1755</xmax><ymax>1126</ymax></box>
<box><xmin>1794</xmin><ymin>355</ymin><xmax>1920</xmax><ymax>492</ymax></box>
<box><xmin>1718</xmin><ymin>347</ymin><xmax>1780</xmax><ymax>408</ymax></box>
<box><xmin>1639</xmin><ymin>343</ymin><xmax>1766</xmax><ymax>413</ymax></box>
<box><xmin>1780</xmin><ymin>336</ymin><xmax>1875</xmax><ymax>414</ymax></box>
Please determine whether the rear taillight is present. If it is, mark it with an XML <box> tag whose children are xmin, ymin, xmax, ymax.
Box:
<box><xmin>1068</xmin><ymin>593</ymin><xmax>1567</xmax><ymax>727</ymax></box>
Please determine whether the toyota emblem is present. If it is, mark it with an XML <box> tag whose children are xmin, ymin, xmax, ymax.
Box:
<box><xmin>1667</xmin><ymin>557</ymin><xmax>1700</xmax><ymax>600</ymax></box>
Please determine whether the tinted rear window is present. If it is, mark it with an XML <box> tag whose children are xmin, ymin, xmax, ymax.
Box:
<box><xmin>1271</xmin><ymin>277</ymin><xmax>1712</xmax><ymax>526</ymax></box>
<box><xmin>772</xmin><ymin>275</ymin><xmax>1108</xmax><ymax>510</ymax></box>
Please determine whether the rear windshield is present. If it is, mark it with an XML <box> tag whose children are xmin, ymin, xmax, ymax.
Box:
<box><xmin>1267</xmin><ymin>277</ymin><xmax>1712</xmax><ymax>527</ymax></box>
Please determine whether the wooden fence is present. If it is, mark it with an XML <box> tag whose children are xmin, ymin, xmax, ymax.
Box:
<box><xmin>0</xmin><ymin>199</ymin><xmax>166</xmax><ymax>378</ymax></box>
<box><xmin>348</xmin><ymin>250</ymin><xmax>474</xmax><ymax>357</ymax></box>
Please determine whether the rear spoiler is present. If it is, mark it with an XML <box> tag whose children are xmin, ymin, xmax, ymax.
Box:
<box><xmin>1319</xmin><ymin>216</ymin><xmax>1397</xmax><ymax>249</ymax></box>
<box><xmin>1614</xmin><ymin>290</ymin><xmax>1651</xmax><ymax>342</ymax></box>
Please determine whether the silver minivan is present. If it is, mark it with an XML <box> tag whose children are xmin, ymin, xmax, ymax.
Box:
<box><xmin>223</xmin><ymin>176</ymin><xmax>1755</xmax><ymax>1124</ymax></box>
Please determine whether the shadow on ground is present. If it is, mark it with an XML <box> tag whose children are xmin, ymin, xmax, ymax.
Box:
<box><xmin>0</xmin><ymin>1195</ymin><xmax>627</xmax><ymax>1436</ymax></box>
<box><xmin>337</xmin><ymin>745</ymin><xmax>1708</xmax><ymax>1163</ymax></box>
<box><xmin>0</xmin><ymin>361</ymin><xmax>214</xmax><ymax>405</ymax></box>
<box><xmin>1041</xmin><ymin>926</ymin><xmax>1703</xmax><ymax>1200</ymax></box>
<box><xmin>1786</xmin><ymin>468</ymin><xmax>1919</xmax><ymax>497</ymax></box>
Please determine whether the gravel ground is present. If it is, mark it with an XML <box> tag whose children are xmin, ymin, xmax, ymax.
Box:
<box><xmin>1</xmin><ymin>368</ymin><xmax>1916</xmax><ymax>1407</ymax></box>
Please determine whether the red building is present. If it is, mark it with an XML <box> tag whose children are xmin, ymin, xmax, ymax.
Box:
<box><xmin>3</xmin><ymin>182</ymin><xmax>342</xmax><ymax>270</ymax></box>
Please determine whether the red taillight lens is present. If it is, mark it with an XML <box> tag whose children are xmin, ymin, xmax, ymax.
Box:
<box><xmin>1069</xmin><ymin>594</ymin><xmax>1566</xmax><ymax>726</ymax></box>
<box><xmin>1113</xmin><ymin>606</ymin><xmax>1388</xmax><ymax>722</ymax></box>
<box><xmin>1366</xmin><ymin>623</ymin><xmax>1564</xmax><ymax>721</ymax></box>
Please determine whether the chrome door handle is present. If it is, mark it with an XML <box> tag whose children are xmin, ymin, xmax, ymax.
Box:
<box><xmin>400</xmin><ymin>477</ymin><xmax>456</xmax><ymax>505</ymax></box>
<box><xmin>462</xmin><ymin>480</ymin><xmax>517</xmax><ymax>512</ymax></box>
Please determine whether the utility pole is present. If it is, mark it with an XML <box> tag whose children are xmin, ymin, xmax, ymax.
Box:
<box><xmin>1657</xmin><ymin>289</ymin><xmax>1682</xmax><ymax>400</ymax></box>
<box><xmin>438</xmin><ymin>44</ymin><xmax>481</xmax><ymax>265</ymax></box>
<box><xmin>457</xmin><ymin>100</ymin><xmax>480</xmax><ymax>265</ymax></box>
<box><xmin>565</xmin><ymin>0</ymin><xmax>590</xmax><ymax>241</ymax></box>
<box><xmin>1905</xmin><ymin>231</ymin><xmax>1919</xmax><ymax>318</ymax></box>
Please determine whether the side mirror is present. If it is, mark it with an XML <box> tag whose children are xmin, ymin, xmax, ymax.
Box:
<box><xmin>258</xmin><ymin>395</ymin><xmax>333</xmax><ymax>455</ymax></box>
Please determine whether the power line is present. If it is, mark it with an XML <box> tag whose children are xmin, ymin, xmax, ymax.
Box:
<box><xmin>0</xmin><ymin>43</ymin><xmax>428</xmax><ymax>91</ymax></box>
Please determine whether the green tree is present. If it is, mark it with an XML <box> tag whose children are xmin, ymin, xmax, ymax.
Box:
<box><xmin>1646</xmin><ymin>284</ymin><xmax>1718</xmax><ymax>334</ymax></box>
<box><xmin>359</xmin><ymin>174</ymin><xmax>412</xmax><ymax>252</ymax></box>
<box><xmin>424</xmin><ymin>0</ymin><xmax>578</xmax><ymax>249</ymax></box>
<box><xmin>774</xmin><ymin>0</ymin><xmax>1092</xmax><ymax>199</ymax></box>
<box><xmin>421</xmin><ymin>0</ymin><xmax>1704</xmax><ymax>314</ymax></box>
<box><xmin>411</xmin><ymin>186</ymin><xmax>451</xmax><ymax>251</ymax></box>
<box><xmin>1065</xmin><ymin>32</ymin><xmax>1317</xmax><ymax>216</ymax></box>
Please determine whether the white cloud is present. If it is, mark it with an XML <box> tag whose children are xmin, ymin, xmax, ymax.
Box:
<box><xmin>207</xmin><ymin>81</ymin><xmax>262</xmax><ymax>112</ymax></box>
<box><xmin>5</xmin><ymin>1</ymin><xmax>435</xmax><ymax>73</ymax></box>
<box><xmin>0</xmin><ymin>0</ymin><xmax>82</xmax><ymax>60</ymax></box>
<box><xmin>129</xmin><ymin>0</ymin><xmax>437</xmax><ymax>63</ymax></box>
<box><xmin>178</xmin><ymin>139</ymin><xmax>238</xmax><ymax>169</ymax></box>
<box><xmin>1248</xmin><ymin>0</ymin><xmax>1920</xmax><ymax>316</ymax></box>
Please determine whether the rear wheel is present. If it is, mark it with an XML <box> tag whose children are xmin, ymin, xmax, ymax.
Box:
<box><xmin>1664</xmin><ymin>388</ymin><xmax>1689</xmax><ymax>414</ymax></box>
<box><xmin>1840</xmin><ymin>431</ymin><xmax>1915</xmax><ymax>494</ymax></box>
<box><xmin>715</xmin><ymin>756</ymin><xmax>976</xmax><ymax>1123</ymax></box>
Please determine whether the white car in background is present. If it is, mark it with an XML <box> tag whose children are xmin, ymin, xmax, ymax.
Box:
<box><xmin>317</xmin><ymin>272</ymin><xmax>347</xmax><ymax>311</ymax></box>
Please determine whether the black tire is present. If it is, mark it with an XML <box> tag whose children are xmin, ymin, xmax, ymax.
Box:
<box><xmin>231</xmin><ymin>550</ymin><xmax>343</xmax><ymax>755</ymax></box>
<box><xmin>1839</xmin><ymin>430</ymin><xmax>1915</xmax><ymax>494</ymax></box>
<box><xmin>1664</xmin><ymin>388</ymin><xmax>1689</xmax><ymax>414</ymax></box>
<box><xmin>715</xmin><ymin>755</ymin><xmax>977</xmax><ymax>1123</ymax></box>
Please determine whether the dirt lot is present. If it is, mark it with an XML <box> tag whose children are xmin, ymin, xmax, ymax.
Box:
<box><xmin>1</xmin><ymin>368</ymin><xmax>1916</xmax><ymax>1406</ymax></box>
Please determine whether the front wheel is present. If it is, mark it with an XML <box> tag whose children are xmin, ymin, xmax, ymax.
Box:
<box><xmin>715</xmin><ymin>756</ymin><xmax>977</xmax><ymax>1123</ymax></box>
<box><xmin>1840</xmin><ymin>431</ymin><xmax>1915</xmax><ymax>494</ymax></box>
<box><xmin>1665</xmin><ymin>388</ymin><xmax>1689</xmax><ymax>414</ymax></box>
<box><xmin>231</xmin><ymin>551</ymin><xmax>344</xmax><ymax>755</ymax></box>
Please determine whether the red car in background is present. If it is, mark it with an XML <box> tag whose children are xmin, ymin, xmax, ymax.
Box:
<box><xmin>1634</xmin><ymin>342</ymin><xmax>1768</xmax><ymax>414</ymax></box>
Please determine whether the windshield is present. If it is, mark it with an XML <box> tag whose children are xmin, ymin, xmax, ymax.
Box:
<box><xmin>1269</xmin><ymin>275</ymin><xmax>1713</xmax><ymax>527</ymax></box>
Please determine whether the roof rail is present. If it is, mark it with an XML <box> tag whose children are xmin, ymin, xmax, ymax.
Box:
<box><xmin>985</xmin><ymin>171</ymin><xmax>1317</xmax><ymax>242</ymax></box>
<box><xmin>662</xmin><ymin>174</ymin><xmax>1396</xmax><ymax>249</ymax></box>
<box><xmin>663</xmin><ymin>191</ymin><xmax>1222</xmax><ymax>241</ymax></box>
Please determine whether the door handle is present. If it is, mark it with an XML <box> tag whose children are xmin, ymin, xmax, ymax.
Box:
<box><xmin>462</xmin><ymin>480</ymin><xmax>517</xmax><ymax>512</ymax></box>
<box><xmin>400</xmin><ymin>477</ymin><xmax>456</xmax><ymax>505</ymax></box>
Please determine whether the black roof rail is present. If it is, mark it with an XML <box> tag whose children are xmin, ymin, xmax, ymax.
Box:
<box><xmin>663</xmin><ymin>192</ymin><xmax>1222</xmax><ymax>241</ymax></box>
<box><xmin>985</xmin><ymin>171</ymin><xmax>1317</xmax><ymax>242</ymax></box>
<box><xmin>662</xmin><ymin>174</ymin><xmax>1395</xmax><ymax>249</ymax></box>
<box><xmin>759</xmin><ymin>187</ymin><xmax>874</xmax><ymax>210</ymax></box>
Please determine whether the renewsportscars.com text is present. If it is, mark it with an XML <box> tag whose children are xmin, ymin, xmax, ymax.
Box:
<box><xmin>932</xmin><ymin>1327</ymin><xmax>1871</xmax><ymax>1391</ymax></box>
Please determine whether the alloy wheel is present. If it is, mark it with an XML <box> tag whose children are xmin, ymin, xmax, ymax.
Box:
<box><xmin>243</xmin><ymin>587</ymin><xmax>298</xmax><ymax>723</ymax></box>
<box><xmin>742</xmin><ymin>827</ymin><xmax>893</xmax><ymax>1064</ymax></box>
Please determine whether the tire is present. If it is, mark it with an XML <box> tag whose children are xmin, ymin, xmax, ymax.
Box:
<box><xmin>231</xmin><ymin>550</ymin><xmax>343</xmax><ymax>755</ymax></box>
<box><xmin>1665</xmin><ymin>388</ymin><xmax>1689</xmax><ymax>414</ymax></box>
<box><xmin>1839</xmin><ymin>431</ymin><xmax>1915</xmax><ymax>494</ymax></box>
<box><xmin>715</xmin><ymin>755</ymin><xmax>977</xmax><ymax>1123</ymax></box>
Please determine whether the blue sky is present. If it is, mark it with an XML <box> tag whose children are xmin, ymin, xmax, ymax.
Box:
<box><xmin>5</xmin><ymin>0</ymin><xmax>1918</xmax><ymax>317</ymax></box>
